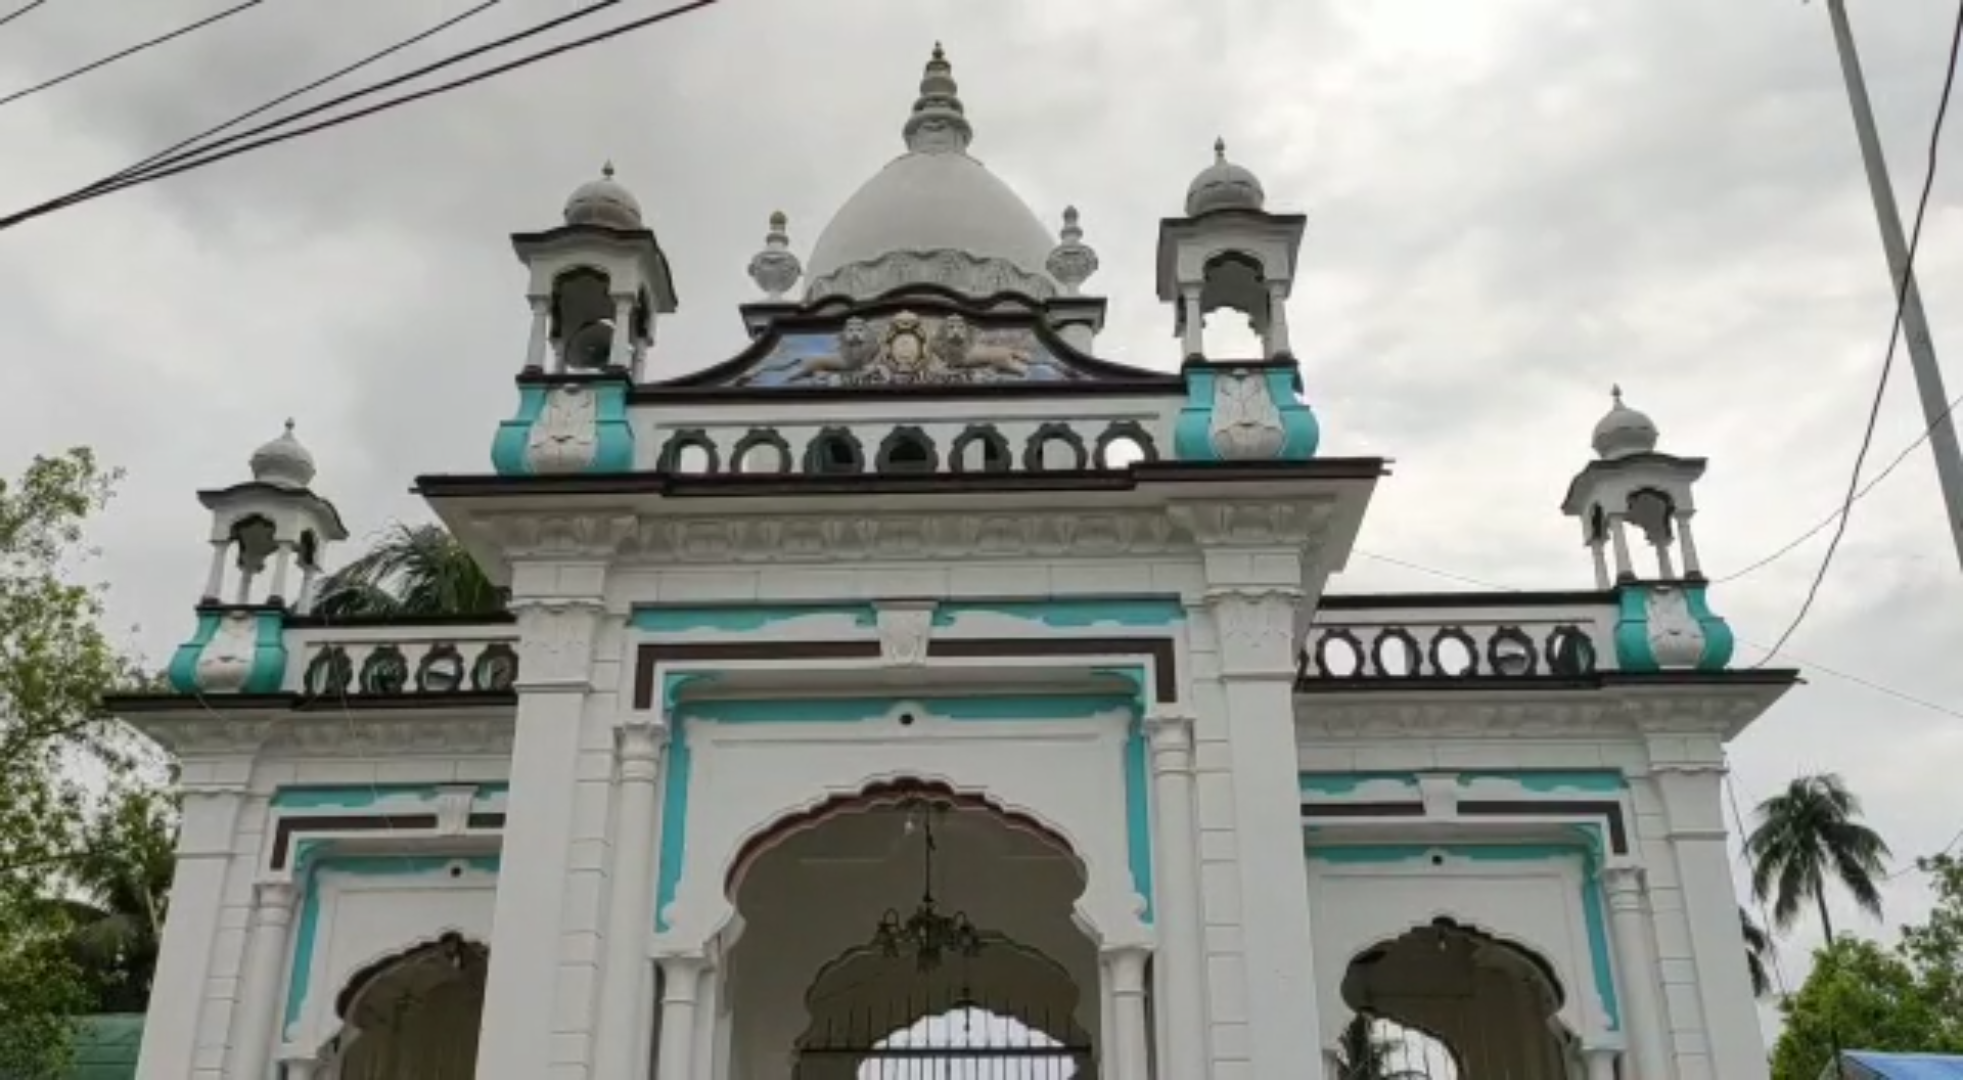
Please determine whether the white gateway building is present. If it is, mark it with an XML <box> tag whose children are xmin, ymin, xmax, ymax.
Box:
<box><xmin>117</xmin><ymin>45</ymin><xmax>1791</xmax><ymax>1080</ymax></box>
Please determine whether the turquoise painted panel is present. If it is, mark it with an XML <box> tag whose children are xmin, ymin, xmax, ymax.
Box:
<box><xmin>1612</xmin><ymin>587</ymin><xmax>1658</xmax><ymax>673</ymax></box>
<box><xmin>271</xmin><ymin>783</ymin><xmax>510</xmax><ymax>810</ymax></box>
<box><xmin>246</xmin><ymin>611</ymin><xmax>288</xmax><ymax>694</ymax></box>
<box><xmin>282</xmin><ymin>854</ymin><xmax>501</xmax><ymax>1037</ymax></box>
<box><xmin>632</xmin><ymin>604</ymin><xmax>873</xmax><ymax>634</ymax></box>
<box><xmin>1300</xmin><ymin>772</ymin><xmax>1420</xmax><ymax>797</ymax></box>
<box><xmin>1172</xmin><ymin>365</ymin><xmax>1319</xmax><ymax>462</ymax></box>
<box><xmin>654</xmin><ymin>724</ymin><xmax>693</xmax><ymax>933</ymax></box>
<box><xmin>935</xmin><ymin>599</ymin><xmax>1186</xmax><ymax>629</ymax></box>
<box><xmin>1684</xmin><ymin>584</ymin><xmax>1736</xmax><ymax>670</ymax></box>
<box><xmin>165</xmin><ymin>611</ymin><xmax>221</xmax><ymax>692</ymax></box>
<box><xmin>490</xmin><ymin>384</ymin><xmax>547</xmax><ymax>476</ymax></box>
<box><xmin>1263</xmin><ymin>368</ymin><xmax>1321</xmax><ymax>459</ymax></box>
<box><xmin>1304</xmin><ymin>841</ymin><xmax>1619</xmax><ymax>1031</ymax></box>
<box><xmin>1455</xmin><ymin>771</ymin><xmax>1626</xmax><ymax>794</ymax></box>
<box><xmin>590</xmin><ymin>381</ymin><xmax>635</xmax><ymax>473</ymax></box>
<box><xmin>1172</xmin><ymin>368</ymin><xmax>1219</xmax><ymax>461</ymax></box>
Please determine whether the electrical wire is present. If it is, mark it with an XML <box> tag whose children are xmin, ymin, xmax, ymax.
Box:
<box><xmin>0</xmin><ymin>0</ymin><xmax>49</xmax><ymax>31</ymax></box>
<box><xmin>0</xmin><ymin>0</ymin><xmax>727</xmax><ymax>231</ymax></box>
<box><xmin>1724</xmin><ymin>764</ymin><xmax>1792</xmax><ymax>998</ymax></box>
<box><xmin>0</xmin><ymin>0</ymin><xmax>271</xmax><ymax>111</ymax></box>
<box><xmin>1750</xmin><ymin>0</ymin><xmax>1963</xmax><ymax>666</ymax></box>
<box><xmin>93</xmin><ymin>0</ymin><xmax>505</xmax><ymax>193</ymax></box>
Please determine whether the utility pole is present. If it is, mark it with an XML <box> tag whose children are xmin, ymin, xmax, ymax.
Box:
<box><xmin>1822</xmin><ymin>0</ymin><xmax>1963</xmax><ymax>572</ymax></box>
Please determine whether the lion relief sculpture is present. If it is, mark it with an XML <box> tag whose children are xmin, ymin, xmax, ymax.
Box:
<box><xmin>740</xmin><ymin>311</ymin><xmax>1058</xmax><ymax>387</ymax></box>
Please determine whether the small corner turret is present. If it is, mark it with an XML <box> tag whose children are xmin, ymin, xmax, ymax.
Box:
<box><xmin>1162</xmin><ymin>139</ymin><xmax>1318</xmax><ymax>463</ymax></box>
<box><xmin>1562</xmin><ymin>387</ymin><xmax>1734</xmax><ymax>672</ymax></box>
<box><xmin>495</xmin><ymin>163</ymin><xmax>676</xmax><ymax>476</ymax></box>
<box><xmin>166</xmin><ymin>421</ymin><xmax>349</xmax><ymax>694</ymax></box>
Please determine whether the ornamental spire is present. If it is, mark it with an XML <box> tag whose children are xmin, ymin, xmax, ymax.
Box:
<box><xmin>903</xmin><ymin>41</ymin><xmax>973</xmax><ymax>154</ymax></box>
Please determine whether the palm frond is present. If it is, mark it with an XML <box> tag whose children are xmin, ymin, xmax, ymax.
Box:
<box><xmin>312</xmin><ymin>523</ymin><xmax>502</xmax><ymax>618</ymax></box>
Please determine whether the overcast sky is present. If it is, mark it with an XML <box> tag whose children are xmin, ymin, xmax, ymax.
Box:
<box><xmin>3</xmin><ymin>0</ymin><xmax>1961</xmax><ymax>1038</ymax></box>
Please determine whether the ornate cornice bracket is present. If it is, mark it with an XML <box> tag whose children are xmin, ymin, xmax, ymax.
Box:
<box><xmin>467</xmin><ymin>513</ymin><xmax>638</xmax><ymax>561</ymax></box>
<box><xmin>1165</xmin><ymin>499</ymin><xmax>1333</xmax><ymax>549</ymax></box>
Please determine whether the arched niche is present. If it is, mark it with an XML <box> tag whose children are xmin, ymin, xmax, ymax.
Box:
<box><xmin>717</xmin><ymin>778</ymin><xmax>1100</xmax><ymax>1080</ymax></box>
<box><xmin>325</xmin><ymin>932</ymin><xmax>488</xmax><ymax>1080</ymax></box>
<box><xmin>1339</xmin><ymin>919</ymin><xmax>1577</xmax><ymax>1080</ymax></box>
<box><xmin>1197</xmin><ymin>250</ymin><xmax>1270</xmax><ymax>358</ymax></box>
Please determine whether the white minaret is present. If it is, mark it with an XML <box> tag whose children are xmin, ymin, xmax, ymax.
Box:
<box><xmin>1561</xmin><ymin>387</ymin><xmax>1708</xmax><ymax>588</ymax></box>
<box><xmin>511</xmin><ymin>163</ymin><xmax>679</xmax><ymax>379</ymax></box>
<box><xmin>1155</xmin><ymin>138</ymin><xmax>1306</xmax><ymax>361</ymax></box>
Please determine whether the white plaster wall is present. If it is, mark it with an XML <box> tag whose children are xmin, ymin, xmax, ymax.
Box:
<box><xmin>662</xmin><ymin>707</ymin><xmax>1141</xmax><ymax>952</ymax></box>
<box><xmin>605</xmin><ymin>556</ymin><xmax>1200</xmax><ymax>611</ymax></box>
<box><xmin>1305</xmin><ymin>852</ymin><xmax>1601</xmax><ymax>1046</ymax></box>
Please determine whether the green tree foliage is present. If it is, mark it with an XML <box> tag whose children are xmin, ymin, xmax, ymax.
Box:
<box><xmin>1743</xmin><ymin>905</ymin><xmax>1776</xmax><ymax>997</ymax></box>
<box><xmin>1746</xmin><ymin>773</ymin><xmax>1892</xmax><ymax>944</ymax></box>
<box><xmin>312</xmin><ymin>522</ymin><xmax>502</xmax><ymax>618</ymax></box>
<box><xmin>0</xmin><ymin>449</ymin><xmax>162</xmax><ymax>1075</ymax></box>
<box><xmin>1769</xmin><ymin>855</ymin><xmax>1963</xmax><ymax>1079</ymax></box>
<box><xmin>54</xmin><ymin>786</ymin><xmax>175</xmax><ymax>1013</ymax></box>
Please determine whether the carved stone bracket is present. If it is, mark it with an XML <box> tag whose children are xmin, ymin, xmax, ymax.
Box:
<box><xmin>264</xmin><ymin>715</ymin><xmax>516</xmax><ymax>757</ymax></box>
<box><xmin>615</xmin><ymin>716</ymin><xmax>671</xmax><ymax>782</ymax></box>
<box><xmin>1208</xmin><ymin>587</ymin><xmax>1303</xmax><ymax>678</ymax></box>
<box><xmin>1144</xmin><ymin>712</ymin><xmax>1196</xmax><ymax>774</ymax></box>
<box><xmin>433</xmin><ymin>786</ymin><xmax>477</xmax><ymax>837</ymax></box>
<box><xmin>874</xmin><ymin>601</ymin><xmax>936</xmax><ymax>667</ymax></box>
<box><xmin>1165</xmin><ymin>500</ymin><xmax>1331</xmax><ymax>548</ymax></box>
<box><xmin>509</xmin><ymin>597</ymin><xmax>607</xmax><ymax>690</ymax></box>
<box><xmin>126</xmin><ymin>715</ymin><xmax>279</xmax><ymax>758</ymax></box>
<box><xmin>466</xmin><ymin>514</ymin><xmax>638</xmax><ymax>560</ymax></box>
<box><xmin>1298</xmin><ymin>699</ymin><xmax>1630</xmax><ymax>741</ymax></box>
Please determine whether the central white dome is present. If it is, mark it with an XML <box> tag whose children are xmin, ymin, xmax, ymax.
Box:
<box><xmin>801</xmin><ymin>44</ymin><xmax>1059</xmax><ymax>301</ymax></box>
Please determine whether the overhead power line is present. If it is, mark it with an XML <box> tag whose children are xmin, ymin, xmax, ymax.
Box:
<box><xmin>1752</xmin><ymin>0</ymin><xmax>1963</xmax><ymax>667</ymax></box>
<box><xmin>0</xmin><ymin>0</ymin><xmax>50</xmax><ymax>31</ymax></box>
<box><xmin>0</xmin><ymin>0</ymin><xmax>271</xmax><ymax>111</ymax></box>
<box><xmin>95</xmin><ymin>0</ymin><xmax>505</xmax><ymax>192</ymax></box>
<box><xmin>0</xmin><ymin>0</ymin><xmax>728</xmax><ymax>231</ymax></box>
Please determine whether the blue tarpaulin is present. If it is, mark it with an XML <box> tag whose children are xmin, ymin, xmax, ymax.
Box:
<box><xmin>1836</xmin><ymin>1051</ymin><xmax>1963</xmax><ymax>1079</ymax></box>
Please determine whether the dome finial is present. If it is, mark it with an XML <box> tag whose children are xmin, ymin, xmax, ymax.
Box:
<box><xmin>250</xmin><ymin>417</ymin><xmax>317</xmax><ymax>489</ymax></box>
<box><xmin>748</xmin><ymin>209</ymin><xmax>802</xmax><ymax>300</ymax></box>
<box><xmin>1611</xmin><ymin>383</ymin><xmax>1623</xmax><ymax>404</ymax></box>
<box><xmin>601</xmin><ymin>160</ymin><xmax>615</xmax><ymax>179</ymax></box>
<box><xmin>1593</xmin><ymin>384</ymin><xmax>1660</xmax><ymax>460</ymax></box>
<box><xmin>1214</xmin><ymin>136</ymin><xmax>1227</xmax><ymax>162</ymax></box>
<box><xmin>1186</xmin><ymin>137</ymin><xmax>1267</xmax><ymax>216</ymax></box>
<box><xmin>1046</xmin><ymin>204</ymin><xmax>1099</xmax><ymax>296</ymax></box>
<box><xmin>904</xmin><ymin>40</ymin><xmax>973</xmax><ymax>154</ymax></box>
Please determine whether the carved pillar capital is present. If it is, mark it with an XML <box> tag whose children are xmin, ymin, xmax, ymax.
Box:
<box><xmin>615</xmin><ymin>716</ymin><xmax>671</xmax><ymax>779</ymax></box>
<box><xmin>1206</xmin><ymin>587</ymin><xmax>1302</xmax><ymax>678</ymax></box>
<box><xmin>253</xmin><ymin>879</ymin><xmax>299</xmax><ymax>923</ymax></box>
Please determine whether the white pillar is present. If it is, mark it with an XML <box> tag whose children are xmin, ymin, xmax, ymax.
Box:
<box><xmin>234</xmin><ymin>566</ymin><xmax>257</xmax><ymax>605</ymax></box>
<box><xmin>1677</xmin><ymin>509</ymin><xmax>1704</xmax><ymax>577</ymax></box>
<box><xmin>225</xmin><ymin>880</ymin><xmax>298</xmax><ymax>1080</ymax></box>
<box><xmin>594</xmin><ymin>717</ymin><xmax>670</xmax><ymax>1080</ymax></box>
<box><xmin>294</xmin><ymin>564</ymin><xmax>320</xmax><ymax>616</ymax></box>
<box><xmin>1145</xmin><ymin>712</ymin><xmax>1208</xmax><ymax>1080</ymax></box>
<box><xmin>524</xmin><ymin>293</ymin><xmax>552</xmax><ymax>373</ymax></box>
<box><xmin>1589</xmin><ymin>539</ymin><xmax>1612</xmax><ymax>590</ymax></box>
<box><xmin>135</xmin><ymin>784</ymin><xmax>244</xmax><ymax>1076</ymax></box>
<box><xmin>1602</xmin><ymin>865</ymin><xmax>1675</xmax><ymax>1079</ymax></box>
<box><xmin>1585</xmin><ymin>1046</ymin><xmax>1620</xmax><ymax>1080</ymax></box>
<box><xmin>475</xmin><ymin>596</ymin><xmax>605</xmax><ymax>1080</ymax></box>
<box><xmin>1655</xmin><ymin>536</ymin><xmax>1678</xmax><ymax>580</ymax></box>
<box><xmin>1652</xmin><ymin>761</ymin><xmax>1769</xmax><ymax>1080</ymax></box>
<box><xmin>266</xmin><ymin>540</ymin><xmax>296</xmax><ymax>606</ymax></box>
<box><xmin>609</xmin><ymin>292</ymin><xmax>636</xmax><ymax>370</ymax></box>
<box><xmin>653</xmin><ymin>956</ymin><xmax>705</xmax><ymax>1080</ymax></box>
<box><xmin>1207</xmin><ymin>586</ymin><xmax>1327</xmax><ymax>1080</ymax></box>
<box><xmin>1104</xmin><ymin>945</ymin><xmax>1152</xmax><ymax>1080</ymax></box>
<box><xmin>1182</xmin><ymin>285</ymin><xmax>1205</xmax><ymax>359</ymax></box>
<box><xmin>279</xmin><ymin>1054</ymin><xmax>318</xmax><ymax>1080</ymax></box>
<box><xmin>1608</xmin><ymin>513</ymin><xmax>1636</xmax><ymax>580</ymax></box>
<box><xmin>203</xmin><ymin>540</ymin><xmax>229</xmax><ymax>602</ymax></box>
<box><xmin>1264</xmin><ymin>281</ymin><xmax>1293</xmax><ymax>358</ymax></box>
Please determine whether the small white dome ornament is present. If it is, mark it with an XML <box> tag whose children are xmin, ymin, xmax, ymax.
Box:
<box><xmin>1185</xmin><ymin>137</ymin><xmax>1267</xmax><ymax>216</ymax></box>
<box><xmin>563</xmin><ymin>161</ymin><xmax>644</xmax><ymax>229</ymax></box>
<box><xmin>1045</xmin><ymin>206</ymin><xmax>1099</xmax><ymax>296</ymax></box>
<box><xmin>747</xmin><ymin>211</ymin><xmax>803</xmax><ymax>300</ymax></box>
<box><xmin>1591</xmin><ymin>385</ymin><xmax>1661</xmax><ymax>460</ymax></box>
<box><xmin>249</xmin><ymin>419</ymin><xmax>316</xmax><ymax>489</ymax></box>
<box><xmin>903</xmin><ymin>42</ymin><xmax>973</xmax><ymax>154</ymax></box>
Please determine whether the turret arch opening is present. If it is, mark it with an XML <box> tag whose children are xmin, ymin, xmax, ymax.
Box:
<box><xmin>1197</xmin><ymin>251</ymin><xmax>1269</xmax><ymax>359</ymax></box>
<box><xmin>326</xmin><ymin>932</ymin><xmax>488</xmax><ymax>1080</ymax></box>
<box><xmin>1340</xmin><ymin>918</ymin><xmax>1577</xmax><ymax>1080</ymax></box>
<box><xmin>719</xmin><ymin>779</ymin><xmax>1101</xmax><ymax>1080</ymax></box>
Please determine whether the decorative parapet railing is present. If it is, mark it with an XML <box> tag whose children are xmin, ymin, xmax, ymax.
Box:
<box><xmin>282</xmin><ymin>617</ymin><xmax>519</xmax><ymax>699</ymax></box>
<box><xmin>1297</xmin><ymin>592</ymin><xmax>1619</xmax><ymax>686</ymax></box>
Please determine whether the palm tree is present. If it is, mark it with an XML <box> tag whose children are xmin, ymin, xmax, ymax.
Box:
<box><xmin>311</xmin><ymin>523</ymin><xmax>503</xmax><ymax>618</ymax></box>
<box><xmin>1740</xmin><ymin>905</ymin><xmax>1775</xmax><ymax>997</ymax></box>
<box><xmin>1332</xmin><ymin>1013</ymin><xmax>1399</xmax><ymax>1080</ymax></box>
<box><xmin>57</xmin><ymin>789</ymin><xmax>176</xmax><ymax>1012</ymax></box>
<box><xmin>1744</xmin><ymin>773</ymin><xmax>1891</xmax><ymax>945</ymax></box>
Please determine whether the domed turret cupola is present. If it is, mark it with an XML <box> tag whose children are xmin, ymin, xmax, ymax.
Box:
<box><xmin>1562</xmin><ymin>387</ymin><xmax>1734</xmax><ymax>672</ymax></box>
<box><xmin>168</xmin><ymin>420</ymin><xmax>350</xmax><ymax>694</ymax></box>
<box><xmin>562</xmin><ymin>162</ymin><xmax>645</xmax><ymax>230</ymax></box>
<box><xmin>1156</xmin><ymin>138</ymin><xmax>1306</xmax><ymax>364</ymax></box>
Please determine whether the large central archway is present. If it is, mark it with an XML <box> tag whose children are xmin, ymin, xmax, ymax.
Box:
<box><xmin>329</xmin><ymin>933</ymin><xmax>488</xmax><ymax>1079</ymax></box>
<box><xmin>722</xmin><ymin>781</ymin><xmax>1099</xmax><ymax>1080</ymax></box>
<box><xmin>1341</xmin><ymin>919</ymin><xmax>1577</xmax><ymax>1079</ymax></box>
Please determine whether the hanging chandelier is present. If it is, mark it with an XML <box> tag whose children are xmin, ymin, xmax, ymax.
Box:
<box><xmin>869</xmin><ymin>801</ymin><xmax>985</xmax><ymax>973</ymax></box>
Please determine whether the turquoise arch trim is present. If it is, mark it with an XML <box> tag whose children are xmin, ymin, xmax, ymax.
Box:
<box><xmin>1305</xmin><ymin>840</ymin><xmax>1620</xmax><ymax>1032</ymax></box>
<box><xmin>1613</xmin><ymin>583</ymin><xmax>1734</xmax><ymax>672</ymax></box>
<box><xmin>281</xmin><ymin>853</ymin><xmax>501</xmax><ymax>1039</ymax></box>
<box><xmin>165</xmin><ymin>609</ymin><xmax>286</xmax><ymax>694</ymax></box>
<box><xmin>653</xmin><ymin>685</ymin><xmax>1156</xmax><ymax>931</ymax></box>
<box><xmin>1299</xmin><ymin>770</ymin><xmax>1627</xmax><ymax>797</ymax></box>
<box><xmin>271</xmin><ymin>783</ymin><xmax>510</xmax><ymax>810</ymax></box>
<box><xmin>631</xmin><ymin>597</ymin><xmax>1186</xmax><ymax>636</ymax></box>
<box><xmin>489</xmin><ymin>380</ymin><xmax>634</xmax><ymax>476</ymax></box>
<box><xmin>1172</xmin><ymin>364</ymin><xmax>1320</xmax><ymax>461</ymax></box>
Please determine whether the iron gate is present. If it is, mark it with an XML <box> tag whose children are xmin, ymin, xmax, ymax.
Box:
<box><xmin>793</xmin><ymin>989</ymin><xmax>1094</xmax><ymax>1080</ymax></box>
